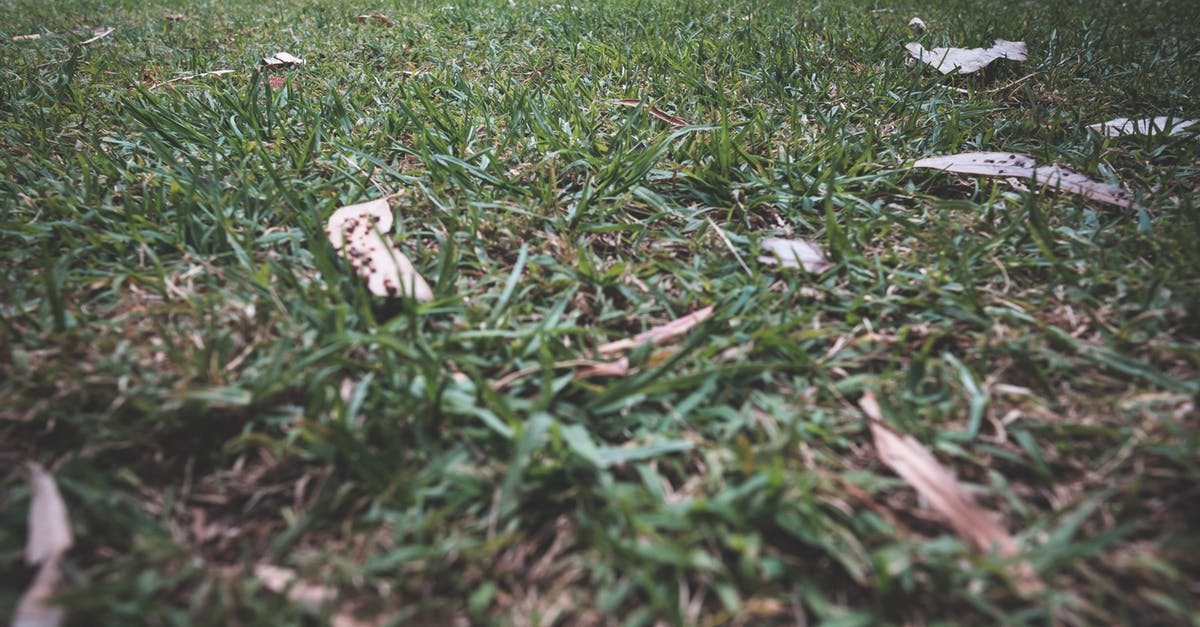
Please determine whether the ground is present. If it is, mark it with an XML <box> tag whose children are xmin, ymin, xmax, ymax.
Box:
<box><xmin>1</xmin><ymin>0</ymin><xmax>1198</xmax><ymax>624</ymax></box>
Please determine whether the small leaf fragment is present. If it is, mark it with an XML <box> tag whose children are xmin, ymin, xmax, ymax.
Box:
<box><xmin>262</xmin><ymin>51</ymin><xmax>304</xmax><ymax>68</ymax></box>
<box><xmin>12</xmin><ymin>33</ymin><xmax>42</xmax><ymax>41</ymax></box>
<box><xmin>356</xmin><ymin>13</ymin><xmax>395</xmax><ymax>26</ymax></box>
<box><xmin>757</xmin><ymin>237</ymin><xmax>835</xmax><ymax>274</ymax></box>
<box><xmin>908</xmin><ymin>16</ymin><xmax>927</xmax><ymax>30</ymax></box>
<box><xmin>615</xmin><ymin>100</ymin><xmax>690</xmax><ymax>127</ymax></box>
<box><xmin>25</xmin><ymin>463</ymin><xmax>73</xmax><ymax>565</ymax></box>
<box><xmin>905</xmin><ymin>39</ymin><xmax>1026</xmax><ymax>74</ymax></box>
<box><xmin>13</xmin><ymin>463</ymin><xmax>73</xmax><ymax>627</ymax></box>
<box><xmin>597</xmin><ymin>306</ymin><xmax>714</xmax><ymax>355</ymax></box>
<box><xmin>325</xmin><ymin>198</ymin><xmax>432</xmax><ymax>300</ymax></box>
<box><xmin>914</xmin><ymin>151</ymin><xmax>1135</xmax><ymax>208</ymax></box>
<box><xmin>254</xmin><ymin>564</ymin><xmax>338</xmax><ymax>608</ymax></box>
<box><xmin>1088</xmin><ymin>116</ymin><xmax>1198</xmax><ymax>137</ymax></box>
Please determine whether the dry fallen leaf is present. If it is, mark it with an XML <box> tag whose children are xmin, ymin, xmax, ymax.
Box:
<box><xmin>905</xmin><ymin>39</ymin><xmax>1027</xmax><ymax>74</ymax></box>
<box><xmin>757</xmin><ymin>237</ymin><xmax>835</xmax><ymax>274</ymax></box>
<box><xmin>1088</xmin><ymin>116</ymin><xmax>1198</xmax><ymax>137</ymax></box>
<box><xmin>324</xmin><ymin>197</ymin><xmax>432</xmax><ymax>300</ymax></box>
<box><xmin>356</xmin><ymin>13</ymin><xmax>395</xmax><ymax>26</ymax></box>
<box><xmin>254</xmin><ymin>564</ymin><xmax>338</xmax><ymax>608</ymax></box>
<box><xmin>262</xmin><ymin>51</ymin><xmax>304</xmax><ymax>68</ymax></box>
<box><xmin>596</xmin><ymin>306</ymin><xmax>714</xmax><ymax>355</ymax></box>
<box><xmin>914</xmin><ymin>151</ymin><xmax>1135</xmax><ymax>208</ymax></box>
<box><xmin>25</xmin><ymin>463</ymin><xmax>73</xmax><ymax>565</ymax></box>
<box><xmin>13</xmin><ymin>463</ymin><xmax>74</xmax><ymax>627</ymax></box>
<box><xmin>164</xmin><ymin>13</ymin><xmax>186</xmax><ymax>21</ymax></box>
<box><xmin>908</xmin><ymin>16</ymin><xmax>927</xmax><ymax>30</ymax></box>
<box><xmin>74</xmin><ymin>26</ymin><xmax>114</xmax><ymax>47</ymax></box>
<box><xmin>12</xmin><ymin>33</ymin><xmax>42</xmax><ymax>41</ymax></box>
<box><xmin>615</xmin><ymin>100</ymin><xmax>690</xmax><ymax>127</ymax></box>
<box><xmin>859</xmin><ymin>392</ymin><xmax>1042</xmax><ymax>594</ymax></box>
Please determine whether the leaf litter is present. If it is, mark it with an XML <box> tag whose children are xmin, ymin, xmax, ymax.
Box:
<box><xmin>914</xmin><ymin>151</ymin><xmax>1135</xmax><ymax>208</ymax></box>
<box><xmin>261</xmin><ymin>51</ymin><xmax>305</xmax><ymax>68</ymax></box>
<box><xmin>13</xmin><ymin>463</ymin><xmax>74</xmax><ymax>627</ymax></box>
<box><xmin>324</xmin><ymin>197</ymin><xmax>432</xmax><ymax>300</ymax></box>
<box><xmin>1088</xmin><ymin>116</ymin><xmax>1198</xmax><ymax>137</ymax></box>
<box><xmin>858</xmin><ymin>392</ymin><xmax>1043</xmax><ymax>594</ymax></box>
<box><xmin>905</xmin><ymin>39</ymin><xmax>1027</xmax><ymax>74</ymax></box>
<box><xmin>615</xmin><ymin>99</ymin><xmax>690</xmax><ymax>126</ymax></box>
<box><xmin>757</xmin><ymin>237</ymin><xmax>835</xmax><ymax>274</ymax></box>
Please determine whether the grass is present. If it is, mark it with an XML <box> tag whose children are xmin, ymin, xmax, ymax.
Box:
<box><xmin>2</xmin><ymin>0</ymin><xmax>1199</xmax><ymax>623</ymax></box>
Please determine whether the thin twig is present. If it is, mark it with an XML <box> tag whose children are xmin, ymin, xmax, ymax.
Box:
<box><xmin>72</xmin><ymin>26</ymin><xmax>114</xmax><ymax>48</ymax></box>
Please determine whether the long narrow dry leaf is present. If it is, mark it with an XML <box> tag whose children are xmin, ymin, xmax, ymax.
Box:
<box><xmin>254</xmin><ymin>564</ymin><xmax>338</xmax><ymax>608</ymax></box>
<box><xmin>905</xmin><ymin>40</ymin><xmax>1026</xmax><ymax>74</ymax></box>
<box><xmin>11</xmin><ymin>557</ymin><xmax>66</xmax><ymax>627</ymax></box>
<box><xmin>325</xmin><ymin>199</ymin><xmax>432</xmax><ymax>300</ymax></box>
<box><xmin>25</xmin><ymin>463</ymin><xmax>73</xmax><ymax>565</ymax></box>
<box><xmin>596</xmin><ymin>306</ymin><xmax>714</xmax><ymax>355</ymax></box>
<box><xmin>1088</xmin><ymin>116</ymin><xmax>1198</xmax><ymax>137</ymax></box>
<box><xmin>859</xmin><ymin>392</ymin><xmax>1042</xmax><ymax>593</ymax></box>
<box><xmin>914</xmin><ymin>151</ymin><xmax>1135</xmax><ymax>208</ymax></box>
<box><xmin>147</xmin><ymin>69</ymin><xmax>235</xmax><ymax>91</ymax></box>
<box><xmin>757</xmin><ymin>237</ymin><xmax>835</xmax><ymax>274</ymax></box>
<box><xmin>73</xmin><ymin>26</ymin><xmax>114</xmax><ymax>47</ymax></box>
<box><xmin>12</xmin><ymin>33</ymin><xmax>42</xmax><ymax>41</ymax></box>
<box><xmin>615</xmin><ymin>100</ymin><xmax>690</xmax><ymax>126</ymax></box>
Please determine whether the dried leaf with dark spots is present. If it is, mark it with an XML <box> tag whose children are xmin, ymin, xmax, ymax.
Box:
<box><xmin>914</xmin><ymin>151</ymin><xmax>1135</xmax><ymax>208</ymax></box>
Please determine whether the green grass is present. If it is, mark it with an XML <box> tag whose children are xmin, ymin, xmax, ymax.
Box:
<box><xmin>2</xmin><ymin>0</ymin><xmax>1199</xmax><ymax>624</ymax></box>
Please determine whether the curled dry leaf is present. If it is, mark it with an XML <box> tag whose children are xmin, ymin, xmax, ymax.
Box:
<box><xmin>859</xmin><ymin>392</ymin><xmax>1042</xmax><ymax>594</ymax></box>
<box><xmin>905</xmin><ymin>39</ymin><xmax>1026</xmax><ymax>74</ymax></box>
<box><xmin>914</xmin><ymin>151</ymin><xmax>1135</xmax><ymax>209</ymax></box>
<box><xmin>356</xmin><ymin>13</ymin><xmax>395</xmax><ymax>26</ymax></box>
<box><xmin>1088</xmin><ymin>116</ymin><xmax>1198</xmax><ymax>137</ymax></box>
<box><xmin>615</xmin><ymin>100</ymin><xmax>690</xmax><ymax>127</ymax></box>
<box><xmin>324</xmin><ymin>198</ymin><xmax>432</xmax><ymax>300</ymax></box>
<box><xmin>13</xmin><ymin>463</ymin><xmax>74</xmax><ymax>627</ymax></box>
<box><xmin>254</xmin><ymin>564</ymin><xmax>338</xmax><ymax>608</ymax></box>
<box><xmin>262</xmin><ymin>51</ymin><xmax>304</xmax><ymax>68</ymax></box>
<box><xmin>757</xmin><ymin>237</ymin><xmax>835</xmax><ymax>274</ymax></box>
<box><xmin>908</xmin><ymin>16</ymin><xmax>927</xmax><ymax>30</ymax></box>
<box><xmin>596</xmin><ymin>306</ymin><xmax>714</xmax><ymax>355</ymax></box>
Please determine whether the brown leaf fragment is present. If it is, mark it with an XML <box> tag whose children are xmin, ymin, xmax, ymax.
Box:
<box><xmin>12</xmin><ymin>33</ymin><xmax>42</xmax><ymax>41</ymax></box>
<box><xmin>254</xmin><ymin>564</ymin><xmax>337</xmax><ymax>609</ymax></box>
<box><xmin>355</xmin><ymin>13</ymin><xmax>395</xmax><ymax>26</ymax></box>
<box><xmin>858</xmin><ymin>392</ymin><xmax>1043</xmax><ymax>594</ymax></box>
<box><xmin>261</xmin><ymin>51</ymin><xmax>304</xmax><ymax>68</ymax></box>
<box><xmin>164</xmin><ymin>13</ymin><xmax>186</xmax><ymax>21</ymax></box>
<box><xmin>25</xmin><ymin>463</ymin><xmax>73</xmax><ymax>565</ymax></box>
<box><xmin>757</xmin><ymin>237</ymin><xmax>835</xmax><ymax>274</ymax></box>
<box><xmin>615</xmin><ymin>100</ymin><xmax>690</xmax><ymax>127</ymax></box>
<box><xmin>907</xmin><ymin>16</ymin><xmax>927</xmax><ymax>30</ymax></box>
<box><xmin>905</xmin><ymin>39</ymin><xmax>1026</xmax><ymax>74</ymax></box>
<box><xmin>1088</xmin><ymin>116</ymin><xmax>1198</xmax><ymax>138</ymax></box>
<box><xmin>914</xmin><ymin>151</ymin><xmax>1135</xmax><ymax>209</ymax></box>
<box><xmin>596</xmin><ymin>306</ymin><xmax>714</xmax><ymax>355</ymax></box>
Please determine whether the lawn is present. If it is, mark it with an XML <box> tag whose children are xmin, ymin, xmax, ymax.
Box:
<box><xmin>2</xmin><ymin>0</ymin><xmax>1199</xmax><ymax>624</ymax></box>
